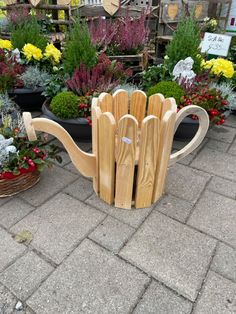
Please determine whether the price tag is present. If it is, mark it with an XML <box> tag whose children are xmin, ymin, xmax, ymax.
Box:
<box><xmin>122</xmin><ymin>137</ymin><xmax>132</xmax><ymax>144</ymax></box>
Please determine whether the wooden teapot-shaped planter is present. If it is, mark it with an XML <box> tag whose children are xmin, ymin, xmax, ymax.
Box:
<box><xmin>23</xmin><ymin>90</ymin><xmax>209</xmax><ymax>209</ymax></box>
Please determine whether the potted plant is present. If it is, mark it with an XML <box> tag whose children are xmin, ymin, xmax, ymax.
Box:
<box><xmin>0</xmin><ymin>113</ymin><xmax>61</xmax><ymax>197</ymax></box>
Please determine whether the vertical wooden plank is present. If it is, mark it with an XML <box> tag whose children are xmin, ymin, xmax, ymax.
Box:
<box><xmin>135</xmin><ymin>116</ymin><xmax>160</xmax><ymax>208</ymax></box>
<box><xmin>98</xmin><ymin>92</ymin><xmax>113</xmax><ymax>113</ymax></box>
<box><xmin>152</xmin><ymin>111</ymin><xmax>177</xmax><ymax>203</ymax></box>
<box><xmin>147</xmin><ymin>93</ymin><xmax>164</xmax><ymax>118</ymax></box>
<box><xmin>113</xmin><ymin>89</ymin><xmax>129</xmax><ymax>122</ymax></box>
<box><xmin>161</xmin><ymin>97</ymin><xmax>177</xmax><ymax>119</ymax></box>
<box><xmin>92</xmin><ymin>98</ymin><xmax>102</xmax><ymax>194</ymax></box>
<box><xmin>115</xmin><ymin>115</ymin><xmax>138</xmax><ymax>209</ymax></box>
<box><xmin>98</xmin><ymin>112</ymin><xmax>116</xmax><ymax>204</ymax></box>
<box><xmin>130</xmin><ymin>90</ymin><xmax>147</xmax><ymax>126</ymax></box>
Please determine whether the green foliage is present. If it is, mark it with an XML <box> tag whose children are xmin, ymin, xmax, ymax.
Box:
<box><xmin>20</xmin><ymin>66</ymin><xmax>51</xmax><ymax>89</ymax></box>
<box><xmin>147</xmin><ymin>81</ymin><xmax>185</xmax><ymax>104</ymax></box>
<box><xmin>63</xmin><ymin>19</ymin><xmax>97</xmax><ymax>75</ymax></box>
<box><xmin>50</xmin><ymin>91</ymin><xmax>79</xmax><ymax>119</ymax></box>
<box><xmin>10</xmin><ymin>16</ymin><xmax>47</xmax><ymax>51</ymax></box>
<box><xmin>142</xmin><ymin>63</ymin><xmax>172</xmax><ymax>90</ymax></box>
<box><xmin>42</xmin><ymin>67</ymin><xmax>67</xmax><ymax>99</ymax></box>
<box><xmin>166</xmin><ymin>16</ymin><xmax>201</xmax><ymax>73</ymax></box>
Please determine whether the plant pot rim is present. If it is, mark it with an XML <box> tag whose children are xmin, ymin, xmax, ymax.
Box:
<box><xmin>8</xmin><ymin>87</ymin><xmax>44</xmax><ymax>94</ymax></box>
<box><xmin>42</xmin><ymin>100</ymin><xmax>89</xmax><ymax>125</ymax></box>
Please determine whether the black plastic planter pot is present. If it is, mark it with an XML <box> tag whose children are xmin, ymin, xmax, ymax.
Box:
<box><xmin>8</xmin><ymin>88</ymin><xmax>46</xmax><ymax>111</ymax></box>
<box><xmin>174</xmin><ymin>117</ymin><xmax>199</xmax><ymax>141</ymax></box>
<box><xmin>41</xmin><ymin>101</ymin><xmax>92</xmax><ymax>142</ymax></box>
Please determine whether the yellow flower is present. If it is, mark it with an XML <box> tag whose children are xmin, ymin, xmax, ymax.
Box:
<box><xmin>201</xmin><ymin>58</ymin><xmax>234</xmax><ymax>78</ymax></box>
<box><xmin>44</xmin><ymin>43</ymin><xmax>61</xmax><ymax>64</ymax></box>
<box><xmin>0</xmin><ymin>39</ymin><xmax>12</xmax><ymax>50</ymax></box>
<box><xmin>22</xmin><ymin>43</ymin><xmax>43</xmax><ymax>62</ymax></box>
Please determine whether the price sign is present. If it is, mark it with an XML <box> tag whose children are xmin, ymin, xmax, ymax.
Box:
<box><xmin>201</xmin><ymin>32</ymin><xmax>232</xmax><ymax>57</ymax></box>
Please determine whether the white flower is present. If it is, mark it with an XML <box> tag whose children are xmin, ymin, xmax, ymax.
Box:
<box><xmin>164</xmin><ymin>55</ymin><xmax>169</xmax><ymax>60</ymax></box>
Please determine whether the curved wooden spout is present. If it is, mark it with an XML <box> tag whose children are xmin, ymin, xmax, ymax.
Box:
<box><xmin>23</xmin><ymin>112</ymin><xmax>96</xmax><ymax>178</ymax></box>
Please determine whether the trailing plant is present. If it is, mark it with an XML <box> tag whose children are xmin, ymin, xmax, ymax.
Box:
<box><xmin>50</xmin><ymin>91</ymin><xmax>79</xmax><ymax>119</ymax></box>
<box><xmin>20</xmin><ymin>66</ymin><xmax>51</xmax><ymax>90</ymax></box>
<box><xmin>147</xmin><ymin>81</ymin><xmax>185</xmax><ymax>104</ymax></box>
<box><xmin>166</xmin><ymin>16</ymin><xmax>201</xmax><ymax>73</ymax></box>
<box><xmin>63</xmin><ymin>19</ymin><xmax>97</xmax><ymax>75</ymax></box>
<box><xmin>66</xmin><ymin>53</ymin><xmax>132</xmax><ymax>97</ymax></box>
<box><xmin>142</xmin><ymin>61</ymin><xmax>172</xmax><ymax>90</ymax></box>
<box><xmin>42</xmin><ymin>69</ymin><xmax>67</xmax><ymax>99</ymax></box>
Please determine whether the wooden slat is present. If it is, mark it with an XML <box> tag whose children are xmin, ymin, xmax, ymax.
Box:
<box><xmin>115</xmin><ymin>115</ymin><xmax>138</xmax><ymax>209</ymax></box>
<box><xmin>103</xmin><ymin>0</ymin><xmax>119</xmax><ymax>15</ymax></box>
<box><xmin>135</xmin><ymin>115</ymin><xmax>160</xmax><ymax>208</ymax></box>
<box><xmin>91</xmin><ymin>98</ymin><xmax>101</xmax><ymax>194</ymax></box>
<box><xmin>113</xmin><ymin>89</ymin><xmax>129</xmax><ymax>122</ymax></box>
<box><xmin>98</xmin><ymin>112</ymin><xmax>116</xmax><ymax>204</ymax></box>
<box><xmin>152</xmin><ymin>111</ymin><xmax>177</xmax><ymax>202</ymax></box>
<box><xmin>147</xmin><ymin>93</ymin><xmax>164</xmax><ymax>118</ymax></box>
<box><xmin>130</xmin><ymin>90</ymin><xmax>147</xmax><ymax>126</ymax></box>
<box><xmin>98</xmin><ymin>93</ymin><xmax>113</xmax><ymax>113</ymax></box>
<box><xmin>161</xmin><ymin>97</ymin><xmax>177</xmax><ymax>119</ymax></box>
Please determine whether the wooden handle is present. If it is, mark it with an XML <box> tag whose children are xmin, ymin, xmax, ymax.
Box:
<box><xmin>169</xmin><ymin>105</ymin><xmax>209</xmax><ymax>166</ymax></box>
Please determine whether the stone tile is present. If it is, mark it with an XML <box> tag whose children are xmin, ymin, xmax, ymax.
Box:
<box><xmin>228</xmin><ymin>138</ymin><xmax>236</xmax><ymax>156</ymax></box>
<box><xmin>211</xmin><ymin>243</ymin><xmax>236</xmax><ymax>283</ymax></box>
<box><xmin>0</xmin><ymin>197</ymin><xmax>11</xmax><ymax>206</ymax></box>
<box><xmin>155</xmin><ymin>194</ymin><xmax>194</xmax><ymax>223</ymax></box>
<box><xmin>191</xmin><ymin>148</ymin><xmax>236</xmax><ymax>181</ymax></box>
<box><xmin>0</xmin><ymin>251</ymin><xmax>54</xmax><ymax>300</ymax></box>
<box><xmin>49</xmin><ymin>138</ymin><xmax>65</xmax><ymax>150</ymax></box>
<box><xmin>178</xmin><ymin>153</ymin><xmax>195</xmax><ymax>166</ymax></box>
<box><xmin>166</xmin><ymin>164</ymin><xmax>210</xmax><ymax>202</ymax></box>
<box><xmin>172</xmin><ymin>138</ymin><xmax>207</xmax><ymax>156</ymax></box>
<box><xmin>63</xmin><ymin>162</ymin><xmax>81</xmax><ymax>175</ymax></box>
<box><xmin>205</xmin><ymin>139</ymin><xmax>230</xmax><ymax>153</ymax></box>
<box><xmin>19</xmin><ymin>166</ymin><xmax>77</xmax><ymax>207</ymax></box>
<box><xmin>0</xmin><ymin>283</ymin><xmax>30</xmax><ymax>314</ymax></box>
<box><xmin>89</xmin><ymin>216</ymin><xmax>135</xmax><ymax>253</ymax></box>
<box><xmin>0</xmin><ymin>228</ymin><xmax>25</xmax><ymax>272</ymax></box>
<box><xmin>207</xmin><ymin>126</ymin><xmax>236</xmax><ymax>143</ymax></box>
<box><xmin>75</xmin><ymin>141</ymin><xmax>92</xmax><ymax>152</ymax></box>
<box><xmin>27</xmin><ymin>239</ymin><xmax>149</xmax><ymax>314</ymax></box>
<box><xmin>134</xmin><ymin>281</ymin><xmax>192</xmax><ymax>314</ymax></box>
<box><xmin>64</xmin><ymin>177</ymin><xmax>93</xmax><ymax>201</ymax></box>
<box><xmin>11</xmin><ymin>193</ymin><xmax>105</xmax><ymax>264</ymax></box>
<box><xmin>0</xmin><ymin>198</ymin><xmax>34</xmax><ymax>229</ymax></box>
<box><xmin>207</xmin><ymin>176</ymin><xmax>236</xmax><ymax>199</ymax></box>
<box><xmin>193</xmin><ymin>271</ymin><xmax>236</xmax><ymax>314</ymax></box>
<box><xmin>120</xmin><ymin>211</ymin><xmax>216</xmax><ymax>301</ymax></box>
<box><xmin>53</xmin><ymin>151</ymin><xmax>71</xmax><ymax>167</ymax></box>
<box><xmin>188</xmin><ymin>190</ymin><xmax>236</xmax><ymax>248</ymax></box>
<box><xmin>86</xmin><ymin>193</ymin><xmax>153</xmax><ymax>228</ymax></box>
<box><xmin>224</xmin><ymin>114</ymin><xmax>236</xmax><ymax>128</ymax></box>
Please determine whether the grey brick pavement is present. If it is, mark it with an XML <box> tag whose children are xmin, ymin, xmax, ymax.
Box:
<box><xmin>0</xmin><ymin>114</ymin><xmax>236</xmax><ymax>313</ymax></box>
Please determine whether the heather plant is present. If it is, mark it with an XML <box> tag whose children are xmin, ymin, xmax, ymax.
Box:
<box><xmin>63</xmin><ymin>19</ymin><xmax>97</xmax><ymax>75</ymax></box>
<box><xmin>166</xmin><ymin>16</ymin><xmax>201</xmax><ymax>73</ymax></box>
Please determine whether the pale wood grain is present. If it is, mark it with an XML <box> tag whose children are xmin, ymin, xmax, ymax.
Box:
<box><xmin>92</xmin><ymin>98</ymin><xmax>101</xmax><ymax>194</ymax></box>
<box><xmin>161</xmin><ymin>97</ymin><xmax>177</xmax><ymax>119</ymax></box>
<box><xmin>23</xmin><ymin>112</ymin><xmax>37</xmax><ymax>141</ymax></box>
<box><xmin>147</xmin><ymin>93</ymin><xmax>164</xmax><ymax>118</ymax></box>
<box><xmin>130</xmin><ymin>90</ymin><xmax>147</xmax><ymax>126</ymax></box>
<box><xmin>98</xmin><ymin>92</ymin><xmax>113</xmax><ymax>113</ymax></box>
<box><xmin>135</xmin><ymin>115</ymin><xmax>160</xmax><ymax>208</ymax></box>
<box><xmin>113</xmin><ymin>89</ymin><xmax>129</xmax><ymax>123</ymax></box>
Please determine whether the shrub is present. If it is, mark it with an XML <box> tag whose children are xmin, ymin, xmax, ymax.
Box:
<box><xmin>10</xmin><ymin>16</ymin><xmax>47</xmax><ymax>51</ymax></box>
<box><xmin>166</xmin><ymin>16</ymin><xmax>201</xmax><ymax>73</ymax></box>
<box><xmin>142</xmin><ymin>63</ymin><xmax>172</xmax><ymax>90</ymax></box>
<box><xmin>147</xmin><ymin>81</ymin><xmax>185</xmax><ymax>104</ymax></box>
<box><xmin>20</xmin><ymin>66</ymin><xmax>51</xmax><ymax>90</ymax></box>
<box><xmin>63</xmin><ymin>19</ymin><xmax>97</xmax><ymax>75</ymax></box>
<box><xmin>50</xmin><ymin>91</ymin><xmax>79</xmax><ymax>119</ymax></box>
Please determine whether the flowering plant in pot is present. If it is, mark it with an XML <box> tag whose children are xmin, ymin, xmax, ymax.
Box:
<box><xmin>0</xmin><ymin>113</ymin><xmax>61</xmax><ymax>197</ymax></box>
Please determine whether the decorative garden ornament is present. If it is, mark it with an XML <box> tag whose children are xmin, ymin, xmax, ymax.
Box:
<box><xmin>173</xmin><ymin>57</ymin><xmax>196</xmax><ymax>84</ymax></box>
<box><xmin>0</xmin><ymin>135</ymin><xmax>17</xmax><ymax>166</ymax></box>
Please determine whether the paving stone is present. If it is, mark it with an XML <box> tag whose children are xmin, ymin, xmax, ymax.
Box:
<box><xmin>191</xmin><ymin>148</ymin><xmax>236</xmax><ymax>181</ymax></box>
<box><xmin>166</xmin><ymin>164</ymin><xmax>210</xmax><ymax>202</ymax></box>
<box><xmin>19</xmin><ymin>166</ymin><xmax>77</xmax><ymax>207</ymax></box>
<box><xmin>63</xmin><ymin>162</ymin><xmax>81</xmax><ymax>175</ymax></box>
<box><xmin>155</xmin><ymin>194</ymin><xmax>194</xmax><ymax>223</ymax></box>
<box><xmin>207</xmin><ymin>126</ymin><xmax>236</xmax><ymax>143</ymax></box>
<box><xmin>224</xmin><ymin>114</ymin><xmax>236</xmax><ymax>128</ymax></box>
<box><xmin>52</xmin><ymin>151</ymin><xmax>71</xmax><ymax>167</ymax></box>
<box><xmin>75</xmin><ymin>141</ymin><xmax>92</xmax><ymax>152</ymax></box>
<box><xmin>207</xmin><ymin>176</ymin><xmax>236</xmax><ymax>199</ymax></box>
<box><xmin>193</xmin><ymin>271</ymin><xmax>236</xmax><ymax>314</ymax></box>
<box><xmin>86</xmin><ymin>193</ymin><xmax>153</xmax><ymax>228</ymax></box>
<box><xmin>64</xmin><ymin>177</ymin><xmax>94</xmax><ymax>201</ymax></box>
<box><xmin>228</xmin><ymin>138</ymin><xmax>236</xmax><ymax>156</ymax></box>
<box><xmin>134</xmin><ymin>281</ymin><xmax>192</xmax><ymax>314</ymax></box>
<box><xmin>188</xmin><ymin>190</ymin><xmax>236</xmax><ymax>248</ymax></box>
<box><xmin>0</xmin><ymin>197</ymin><xmax>11</xmax><ymax>206</ymax></box>
<box><xmin>0</xmin><ymin>198</ymin><xmax>34</xmax><ymax>229</ymax></box>
<box><xmin>0</xmin><ymin>251</ymin><xmax>54</xmax><ymax>300</ymax></box>
<box><xmin>89</xmin><ymin>216</ymin><xmax>135</xmax><ymax>253</ymax></box>
<box><xmin>11</xmin><ymin>193</ymin><xmax>105</xmax><ymax>264</ymax></box>
<box><xmin>172</xmin><ymin>138</ymin><xmax>207</xmax><ymax>156</ymax></box>
<box><xmin>120</xmin><ymin>211</ymin><xmax>216</xmax><ymax>301</ymax></box>
<box><xmin>205</xmin><ymin>139</ymin><xmax>230</xmax><ymax>153</ymax></box>
<box><xmin>211</xmin><ymin>243</ymin><xmax>236</xmax><ymax>283</ymax></box>
<box><xmin>0</xmin><ymin>228</ymin><xmax>25</xmax><ymax>272</ymax></box>
<box><xmin>178</xmin><ymin>153</ymin><xmax>195</xmax><ymax>166</ymax></box>
<box><xmin>27</xmin><ymin>239</ymin><xmax>149</xmax><ymax>314</ymax></box>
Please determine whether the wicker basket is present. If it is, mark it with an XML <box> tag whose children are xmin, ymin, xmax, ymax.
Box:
<box><xmin>0</xmin><ymin>171</ymin><xmax>40</xmax><ymax>198</ymax></box>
